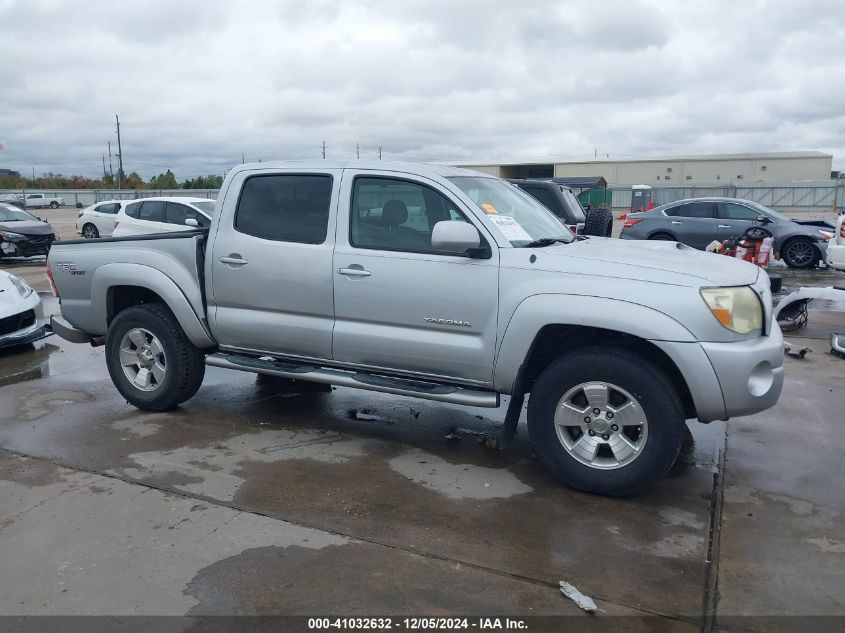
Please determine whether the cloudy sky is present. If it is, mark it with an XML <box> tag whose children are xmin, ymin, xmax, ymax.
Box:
<box><xmin>1</xmin><ymin>0</ymin><xmax>843</xmax><ymax>180</ymax></box>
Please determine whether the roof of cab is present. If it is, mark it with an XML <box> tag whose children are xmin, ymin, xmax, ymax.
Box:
<box><xmin>228</xmin><ymin>161</ymin><xmax>492</xmax><ymax>179</ymax></box>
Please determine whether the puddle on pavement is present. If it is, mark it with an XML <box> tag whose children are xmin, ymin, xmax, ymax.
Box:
<box><xmin>0</xmin><ymin>453</ymin><xmax>67</xmax><ymax>487</ymax></box>
<box><xmin>16</xmin><ymin>388</ymin><xmax>92</xmax><ymax>421</ymax></box>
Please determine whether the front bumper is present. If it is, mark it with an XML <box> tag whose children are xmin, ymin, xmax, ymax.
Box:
<box><xmin>0</xmin><ymin>300</ymin><xmax>50</xmax><ymax>349</ymax></box>
<box><xmin>825</xmin><ymin>243</ymin><xmax>845</xmax><ymax>271</ymax></box>
<box><xmin>699</xmin><ymin>323</ymin><xmax>784</xmax><ymax>419</ymax></box>
<box><xmin>0</xmin><ymin>234</ymin><xmax>55</xmax><ymax>257</ymax></box>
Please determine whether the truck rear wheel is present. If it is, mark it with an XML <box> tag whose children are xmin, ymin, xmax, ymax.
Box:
<box><xmin>527</xmin><ymin>346</ymin><xmax>685</xmax><ymax>496</ymax></box>
<box><xmin>50</xmin><ymin>201</ymin><xmax>59</xmax><ymax>208</ymax></box>
<box><xmin>105</xmin><ymin>303</ymin><xmax>206</xmax><ymax>411</ymax></box>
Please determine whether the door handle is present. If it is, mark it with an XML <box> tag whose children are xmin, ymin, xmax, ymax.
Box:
<box><xmin>717</xmin><ymin>225</ymin><xmax>731</xmax><ymax>228</ymax></box>
<box><xmin>219</xmin><ymin>254</ymin><xmax>248</xmax><ymax>266</ymax></box>
<box><xmin>337</xmin><ymin>267</ymin><xmax>371</xmax><ymax>277</ymax></box>
<box><xmin>670</xmin><ymin>221</ymin><xmax>682</xmax><ymax>224</ymax></box>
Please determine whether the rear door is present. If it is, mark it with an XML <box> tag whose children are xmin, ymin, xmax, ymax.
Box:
<box><xmin>716</xmin><ymin>201</ymin><xmax>763</xmax><ymax>242</ymax></box>
<box><xmin>93</xmin><ymin>202</ymin><xmax>120</xmax><ymax>235</ymax></box>
<box><xmin>664</xmin><ymin>201</ymin><xmax>718</xmax><ymax>249</ymax></box>
<box><xmin>332</xmin><ymin>172</ymin><xmax>499</xmax><ymax>383</ymax></box>
<box><xmin>208</xmin><ymin>169</ymin><xmax>340</xmax><ymax>359</ymax></box>
<box><xmin>131</xmin><ymin>200</ymin><xmax>165</xmax><ymax>234</ymax></box>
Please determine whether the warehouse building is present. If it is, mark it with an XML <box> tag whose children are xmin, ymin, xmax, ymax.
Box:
<box><xmin>455</xmin><ymin>151</ymin><xmax>833</xmax><ymax>186</ymax></box>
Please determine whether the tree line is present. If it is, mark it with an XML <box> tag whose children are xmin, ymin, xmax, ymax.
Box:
<box><xmin>0</xmin><ymin>169</ymin><xmax>224</xmax><ymax>190</ymax></box>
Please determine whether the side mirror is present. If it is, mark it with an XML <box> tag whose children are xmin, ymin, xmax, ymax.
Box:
<box><xmin>756</xmin><ymin>216</ymin><xmax>771</xmax><ymax>224</ymax></box>
<box><xmin>431</xmin><ymin>220</ymin><xmax>480</xmax><ymax>254</ymax></box>
<box><xmin>184</xmin><ymin>218</ymin><xmax>199</xmax><ymax>227</ymax></box>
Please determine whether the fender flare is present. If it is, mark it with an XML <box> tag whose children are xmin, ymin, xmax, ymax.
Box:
<box><xmin>91</xmin><ymin>263</ymin><xmax>215</xmax><ymax>348</ymax></box>
<box><xmin>493</xmin><ymin>293</ymin><xmax>696</xmax><ymax>393</ymax></box>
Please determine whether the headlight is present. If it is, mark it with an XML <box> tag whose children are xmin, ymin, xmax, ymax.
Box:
<box><xmin>8</xmin><ymin>274</ymin><xmax>34</xmax><ymax>299</ymax></box>
<box><xmin>0</xmin><ymin>230</ymin><xmax>25</xmax><ymax>241</ymax></box>
<box><xmin>700</xmin><ymin>286</ymin><xmax>763</xmax><ymax>334</ymax></box>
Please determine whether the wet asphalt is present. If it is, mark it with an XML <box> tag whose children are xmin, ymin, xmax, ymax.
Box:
<box><xmin>0</xmin><ymin>209</ymin><xmax>843</xmax><ymax>627</ymax></box>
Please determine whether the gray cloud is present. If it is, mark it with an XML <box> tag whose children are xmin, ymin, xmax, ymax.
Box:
<box><xmin>0</xmin><ymin>0</ymin><xmax>842</xmax><ymax>180</ymax></box>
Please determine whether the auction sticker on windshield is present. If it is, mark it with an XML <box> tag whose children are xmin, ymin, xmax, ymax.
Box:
<box><xmin>488</xmin><ymin>215</ymin><xmax>532</xmax><ymax>241</ymax></box>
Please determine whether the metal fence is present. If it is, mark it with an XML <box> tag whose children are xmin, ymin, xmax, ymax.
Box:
<box><xmin>3</xmin><ymin>182</ymin><xmax>844</xmax><ymax>215</ymax></box>
<box><xmin>0</xmin><ymin>189</ymin><xmax>218</xmax><ymax>208</ymax></box>
<box><xmin>606</xmin><ymin>183</ymin><xmax>845</xmax><ymax>214</ymax></box>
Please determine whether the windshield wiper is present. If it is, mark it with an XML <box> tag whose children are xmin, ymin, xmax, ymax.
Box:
<box><xmin>521</xmin><ymin>237</ymin><xmax>569</xmax><ymax>248</ymax></box>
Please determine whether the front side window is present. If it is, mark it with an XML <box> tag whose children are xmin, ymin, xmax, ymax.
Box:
<box><xmin>719</xmin><ymin>202</ymin><xmax>761</xmax><ymax>221</ymax></box>
<box><xmin>98</xmin><ymin>203</ymin><xmax>119</xmax><ymax>214</ymax></box>
<box><xmin>350</xmin><ymin>177</ymin><xmax>468</xmax><ymax>253</ymax></box>
<box><xmin>235</xmin><ymin>174</ymin><xmax>332</xmax><ymax>244</ymax></box>
<box><xmin>667</xmin><ymin>202</ymin><xmax>714</xmax><ymax>218</ymax></box>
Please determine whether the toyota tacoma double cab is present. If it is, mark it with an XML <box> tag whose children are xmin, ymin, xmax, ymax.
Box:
<box><xmin>46</xmin><ymin>162</ymin><xmax>784</xmax><ymax>495</ymax></box>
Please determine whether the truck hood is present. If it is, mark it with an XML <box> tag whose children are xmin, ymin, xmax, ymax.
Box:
<box><xmin>524</xmin><ymin>238</ymin><xmax>760</xmax><ymax>287</ymax></box>
<box><xmin>0</xmin><ymin>220</ymin><xmax>54</xmax><ymax>236</ymax></box>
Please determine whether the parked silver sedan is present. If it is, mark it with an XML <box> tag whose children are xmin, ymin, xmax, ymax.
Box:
<box><xmin>620</xmin><ymin>197</ymin><xmax>835</xmax><ymax>268</ymax></box>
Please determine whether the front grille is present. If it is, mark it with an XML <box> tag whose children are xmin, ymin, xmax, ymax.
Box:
<box><xmin>0</xmin><ymin>309</ymin><xmax>36</xmax><ymax>336</ymax></box>
<box><xmin>19</xmin><ymin>235</ymin><xmax>54</xmax><ymax>256</ymax></box>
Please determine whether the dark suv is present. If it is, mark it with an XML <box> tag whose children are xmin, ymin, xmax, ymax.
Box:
<box><xmin>508</xmin><ymin>179</ymin><xmax>614</xmax><ymax>237</ymax></box>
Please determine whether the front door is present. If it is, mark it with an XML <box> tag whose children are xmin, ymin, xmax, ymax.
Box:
<box><xmin>332</xmin><ymin>173</ymin><xmax>499</xmax><ymax>384</ymax></box>
<box><xmin>716</xmin><ymin>201</ymin><xmax>765</xmax><ymax>242</ymax></box>
<box><xmin>208</xmin><ymin>170</ymin><xmax>339</xmax><ymax>359</ymax></box>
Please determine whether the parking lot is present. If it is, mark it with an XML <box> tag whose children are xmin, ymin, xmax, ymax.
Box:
<box><xmin>1</xmin><ymin>208</ymin><xmax>844</xmax><ymax>629</ymax></box>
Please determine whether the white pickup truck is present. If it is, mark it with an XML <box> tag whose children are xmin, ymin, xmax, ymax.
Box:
<box><xmin>24</xmin><ymin>193</ymin><xmax>64</xmax><ymax>209</ymax></box>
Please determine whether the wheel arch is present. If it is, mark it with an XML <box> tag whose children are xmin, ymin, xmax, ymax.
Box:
<box><xmin>91</xmin><ymin>264</ymin><xmax>215</xmax><ymax>348</ymax></box>
<box><xmin>494</xmin><ymin>295</ymin><xmax>700</xmax><ymax>419</ymax></box>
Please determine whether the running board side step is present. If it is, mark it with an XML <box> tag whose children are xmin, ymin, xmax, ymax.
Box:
<box><xmin>205</xmin><ymin>353</ymin><xmax>500</xmax><ymax>408</ymax></box>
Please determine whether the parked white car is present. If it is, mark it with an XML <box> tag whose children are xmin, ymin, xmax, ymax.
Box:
<box><xmin>76</xmin><ymin>200</ymin><xmax>126</xmax><ymax>239</ymax></box>
<box><xmin>112</xmin><ymin>197</ymin><xmax>216</xmax><ymax>237</ymax></box>
<box><xmin>24</xmin><ymin>193</ymin><xmax>64</xmax><ymax>209</ymax></box>
<box><xmin>0</xmin><ymin>271</ymin><xmax>48</xmax><ymax>349</ymax></box>
<box><xmin>825</xmin><ymin>213</ymin><xmax>845</xmax><ymax>271</ymax></box>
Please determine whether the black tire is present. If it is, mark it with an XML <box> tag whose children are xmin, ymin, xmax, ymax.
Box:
<box><xmin>768</xmin><ymin>273</ymin><xmax>783</xmax><ymax>294</ymax></box>
<box><xmin>105</xmin><ymin>303</ymin><xmax>205</xmax><ymax>411</ymax></box>
<box><xmin>648</xmin><ymin>232</ymin><xmax>675</xmax><ymax>241</ymax></box>
<box><xmin>82</xmin><ymin>223</ymin><xmax>99</xmax><ymax>239</ymax></box>
<box><xmin>49</xmin><ymin>201</ymin><xmax>59</xmax><ymax>208</ymax></box>
<box><xmin>583</xmin><ymin>208</ymin><xmax>613</xmax><ymax>237</ymax></box>
<box><xmin>781</xmin><ymin>238</ymin><xmax>818</xmax><ymax>269</ymax></box>
<box><xmin>527</xmin><ymin>346</ymin><xmax>686</xmax><ymax>496</ymax></box>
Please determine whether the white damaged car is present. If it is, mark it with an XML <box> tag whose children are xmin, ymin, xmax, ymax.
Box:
<box><xmin>0</xmin><ymin>271</ymin><xmax>49</xmax><ymax>349</ymax></box>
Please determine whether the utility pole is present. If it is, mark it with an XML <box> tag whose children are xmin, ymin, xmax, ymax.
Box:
<box><xmin>378</xmin><ymin>146</ymin><xmax>382</xmax><ymax>160</ymax></box>
<box><xmin>102</xmin><ymin>154</ymin><xmax>107</xmax><ymax>179</ymax></box>
<box><xmin>241</xmin><ymin>153</ymin><xmax>245</xmax><ymax>164</ymax></box>
<box><xmin>356</xmin><ymin>142</ymin><xmax>360</xmax><ymax>159</ymax></box>
<box><xmin>32</xmin><ymin>167</ymin><xmax>35</xmax><ymax>181</ymax></box>
<box><xmin>108</xmin><ymin>141</ymin><xmax>114</xmax><ymax>177</ymax></box>
<box><xmin>321</xmin><ymin>141</ymin><xmax>326</xmax><ymax>159</ymax></box>
<box><xmin>115</xmin><ymin>114</ymin><xmax>124</xmax><ymax>189</ymax></box>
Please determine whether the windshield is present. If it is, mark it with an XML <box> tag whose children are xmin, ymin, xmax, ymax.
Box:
<box><xmin>0</xmin><ymin>205</ymin><xmax>38</xmax><ymax>222</ymax></box>
<box><xmin>748</xmin><ymin>201</ymin><xmax>790</xmax><ymax>222</ymax></box>
<box><xmin>191</xmin><ymin>200</ymin><xmax>216</xmax><ymax>216</ymax></box>
<box><xmin>448</xmin><ymin>177</ymin><xmax>573</xmax><ymax>246</ymax></box>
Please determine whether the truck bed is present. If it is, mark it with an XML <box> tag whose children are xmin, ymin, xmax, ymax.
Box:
<box><xmin>48</xmin><ymin>230</ymin><xmax>208</xmax><ymax>339</ymax></box>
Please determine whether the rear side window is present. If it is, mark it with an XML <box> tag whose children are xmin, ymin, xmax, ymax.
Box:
<box><xmin>138</xmin><ymin>201</ymin><xmax>165</xmax><ymax>222</ymax></box>
<box><xmin>125</xmin><ymin>202</ymin><xmax>141</xmax><ymax>218</ymax></box>
<box><xmin>667</xmin><ymin>202</ymin><xmax>715</xmax><ymax>218</ymax></box>
<box><xmin>235</xmin><ymin>174</ymin><xmax>333</xmax><ymax>244</ymax></box>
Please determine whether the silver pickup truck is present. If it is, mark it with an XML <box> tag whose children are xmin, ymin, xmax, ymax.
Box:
<box><xmin>47</xmin><ymin>162</ymin><xmax>784</xmax><ymax>495</ymax></box>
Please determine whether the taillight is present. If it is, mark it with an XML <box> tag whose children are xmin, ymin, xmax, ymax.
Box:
<box><xmin>113</xmin><ymin>220</ymin><xmax>119</xmax><ymax>228</ymax></box>
<box><xmin>840</xmin><ymin>224</ymin><xmax>845</xmax><ymax>239</ymax></box>
<box><xmin>568</xmin><ymin>225</ymin><xmax>577</xmax><ymax>234</ymax></box>
<box><xmin>624</xmin><ymin>218</ymin><xmax>644</xmax><ymax>228</ymax></box>
<box><xmin>45</xmin><ymin>263</ymin><xmax>59</xmax><ymax>297</ymax></box>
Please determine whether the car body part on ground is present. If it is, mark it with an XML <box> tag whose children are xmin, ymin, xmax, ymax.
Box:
<box><xmin>0</xmin><ymin>204</ymin><xmax>57</xmax><ymax>259</ymax></box>
<box><xmin>507</xmin><ymin>179</ymin><xmax>614</xmax><ymax>236</ymax></box>
<box><xmin>559</xmin><ymin>581</ymin><xmax>603</xmax><ymax>614</ymax></box>
<box><xmin>46</xmin><ymin>161</ymin><xmax>784</xmax><ymax>496</ymax></box>
<box><xmin>774</xmin><ymin>286</ymin><xmax>845</xmax><ymax>331</ymax></box>
<box><xmin>831</xmin><ymin>332</ymin><xmax>845</xmax><ymax>357</ymax></box>
<box><xmin>0</xmin><ymin>270</ymin><xmax>49</xmax><ymax>349</ymax></box>
<box><xmin>620</xmin><ymin>197</ymin><xmax>835</xmax><ymax>268</ymax></box>
<box><xmin>112</xmin><ymin>197</ymin><xmax>215</xmax><ymax>237</ymax></box>
<box><xmin>825</xmin><ymin>213</ymin><xmax>845</xmax><ymax>271</ymax></box>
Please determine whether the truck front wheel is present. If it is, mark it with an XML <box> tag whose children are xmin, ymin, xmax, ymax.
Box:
<box><xmin>527</xmin><ymin>346</ymin><xmax>685</xmax><ymax>496</ymax></box>
<box><xmin>50</xmin><ymin>201</ymin><xmax>59</xmax><ymax>208</ymax></box>
<box><xmin>105</xmin><ymin>304</ymin><xmax>206</xmax><ymax>411</ymax></box>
